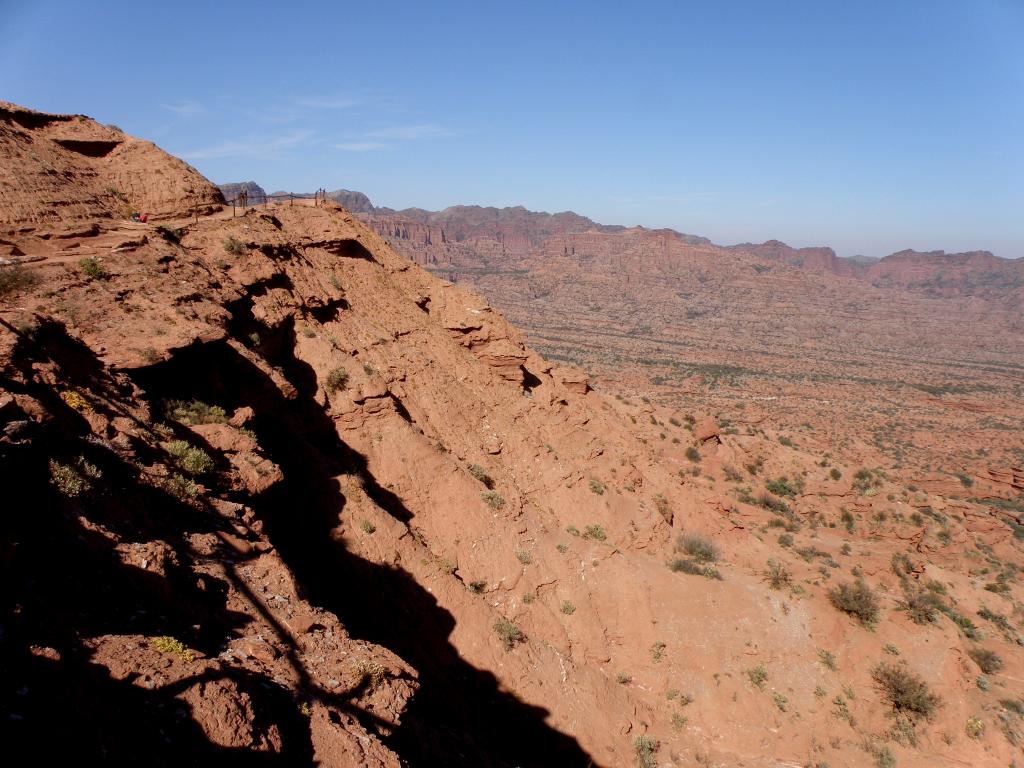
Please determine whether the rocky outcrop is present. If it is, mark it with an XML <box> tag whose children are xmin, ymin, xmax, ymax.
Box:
<box><xmin>218</xmin><ymin>181</ymin><xmax>267</xmax><ymax>204</ymax></box>
<box><xmin>0</xmin><ymin>101</ymin><xmax>222</xmax><ymax>232</ymax></box>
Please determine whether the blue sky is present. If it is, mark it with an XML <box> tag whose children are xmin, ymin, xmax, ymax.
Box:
<box><xmin>2</xmin><ymin>0</ymin><xmax>1022</xmax><ymax>258</ymax></box>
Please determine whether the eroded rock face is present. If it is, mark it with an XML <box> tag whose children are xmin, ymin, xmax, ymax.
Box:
<box><xmin>0</xmin><ymin>101</ymin><xmax>223</xmax><ymax>231</ymax></box>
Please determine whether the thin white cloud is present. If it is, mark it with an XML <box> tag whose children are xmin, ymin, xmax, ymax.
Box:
<box><xmin>333</xmin><ymin>141</ymin><xmax>388</xmax><ymax>152</ymax></box>
<box><xmin>298</xmin><ymin>96</ymin><xmax>357</xmax><ymax>109</ymax></box>
<box><xmin>365</xmin><ymin>124</ymin><xmax>452</xmax><ymax>140</ymax></box>
<box><xmin>181</xmin><ymin>130</ymin><xmax>314</xmax><ymax>160</ymax></box>
<box><xmin>161</xmin><ymin>101</ymin><xmax>204</xmax><ymax>117</ymax></box>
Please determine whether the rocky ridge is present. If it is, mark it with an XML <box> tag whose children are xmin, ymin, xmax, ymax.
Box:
<box><xmin>3</xmin><ymin>106</ymin><xmax>1024</xmax><ymax>767</ymax></box>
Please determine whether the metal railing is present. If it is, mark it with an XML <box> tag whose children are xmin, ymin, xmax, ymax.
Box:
<box><xmin>221</xmin><ymin>188</ymin><xmax>329</xmax><ymax>216</ymax></box>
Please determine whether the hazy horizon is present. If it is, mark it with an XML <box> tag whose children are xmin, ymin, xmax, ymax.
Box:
<box><xmin>2</xmin><ymin>0</ymin><xmax>1021</xmax><ymax>259</ymax></box>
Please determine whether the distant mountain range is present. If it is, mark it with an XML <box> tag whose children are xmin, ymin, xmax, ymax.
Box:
<box><xmin>217</xmin><ymin>181</ymin><xmax>1023</xmax><ymax>306</ymax></box>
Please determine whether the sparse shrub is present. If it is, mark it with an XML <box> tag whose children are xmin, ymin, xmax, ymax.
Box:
<box><xmin>764</xmin><ymin>559</ymin><xmax>792</xmax><ymax>590</ymax></box>
<box><xmin>650</xmin><ymin>641</ymin><xmax>666</xmax><ymax>663</ymax></box>
<box><xmin>151</xmin><ymin>636</ymin><xmax>195</xmax><ymax>662</ymax></box>
<box><xmin>556</xmin><ymin>543</ymin><xmax>569</xmax><ymax>554</ymax></box>
<box><xmin>818</xmin><ymin>649</ymin><xmax>837</xmax><ymax>671</ymax></box>
<box><xmin>60</xmin><ymin>390</ymin><xmax>92</xmax><ymax>412</ymax></box>
<box><xmin>588</xmin><ymin>478</ymin><xmax>606</xmax><ymax>495</ymax></box>
<box><xmin>223</xmin><ymin>236</ymin><xmax>246</xmax><ymax>255</ymax></box>
<box><xmin>685</xmin><ymin>446</ymin><xmax>701</xmax><ymax>462</ymax></box>
<box><xmin>0</xmin><ymin>266</ymin><xmax>39</xmax><ymax>297</ymax></box>
<box><xmin>723</xmin><ymin>465</ymin><xmax>743</xmax><ymax>482</ymax></box>
<box><xmin>162</xmin><ymin>473</ymin><xmax>199</xmax><ymax>500</ymax></box>
<box><xmin>468</xmin><ymin>580</ymin><xmax>487</xmax><ymax>593</ymax></box>
<box><xmin>830</xmin><ymin>468</ymin><xmax>842</xmax><ymax>481</ymax></box>
<box><xmin>976</xmin><ymin>675</ymin><xmax>989</xmax><ymax>691</ymax></box>
<box><xmin>494</xmin><ymin>617</ymin><xmax>524</xmax><ymax>651</ymax></box>
<box><xmin>165</xmin><ymin>399</ymin><xmax>226</xmax><ymax>425</ymax></box>
<box><xmin>1001</xmin><ymin>699</ymin><xmax>1024</xmax><ymax>716</ymax></box>
<box><xmin>778</xmin><ymin>435</ymin><xmax>793</xmax><ymax>447</ymax></box>
<box><xmin>965</xmin><ymin>716</ymin><xmax>984</xmax><ymax>738</ymax></box>
<box><xmin>616</xmin><ymin>671</ymin><xmax>632</xmax><ymax>684</ymax></box>
<box><xmin>829</xmin><ymin>580</ymin><xmax>880</xmax><ymax>626</ymax></box>
<box><xmin>669</xmin><ymin>558</ymin><xmax>722</xmax><ymax>580</ymax></box>
<box><xmin>522</xmin><ymin>592</ymin><xmax>535</xmax><ymax>604</ymax></box>
<box><xmin>678</xmin><ymin>533</ymin><xmax>718</xmax><ymax>563</ymax></box>
<box><xmin>583</xmin><ymin>524</ymin><xmax>607</xmax><ymax>541</ymax></box>
<box><xmin>155</xmin><ymin>225</ymin><xmax>182</xmax><ymax>244</ymax></box>
<box><xmin>968</xmin><ymin>647</ymin><xmax>1002</xmax><ymax>674</ymax></box>
<box><xmin>481</xmin><ymin>490</ymin><xmax>505</xmax><ymax>509</ymax></box>
<box><xmin>833</xmin><ymin>695</ymin><xmax>855</xmax><ymax>725</ymax></box>
<box><xmin>902</xmin><ymin>587</ymin><xmax>944</xmax><ymax>625</ymax></box>
<box><xmin>670</xmin><ymin>558</ymin><xmax>703</xmax><ymax>575</ymax></box>
<box><xmin>863</xmin><ymin>740</ymin><xmax>895</xmax><ymax>768</ymax></box>
<box><xmin>670</xmin><ymin>712</ymin><xmax>686</xmax><ymax>730</ymax></box>
<box><xmin>883</xmin><ymin>643</ymin><xmax>900</xmax><ymax>656</ymax></box>
<box><xmin>765</xmin><ymin>477</ymin><xmax>798</xmax><ymax>498</ymax></box>
<box><xmin>49</xmin><ymin>457</ymin><xmax>101</xmax><ymax>497</ymax></box>
<box><xmin>748</xmin><ymin>663</ymin><xmax>768</xmax><ymax>690</ymax></box>
<box><xmin>840</xmin><ymin>509</ymin><xmax>855</xmax><ymax>532</ymax></box>
<box><xmin>468</xmin><ymin>463</ymin><xmax>493</xmax><ymax>488</ymax></box>
<box><xmin>633</xmin><ymin>734</ymin><xmax>658</xmax><ymax>768</ymax></box>
<box><xmin>359</xmin><ymin>519</ymin><xmax>376</xmax><ymax>534</ymax></box>
<box><xmin>777</xmin><ymin>533</ymin><xmax>794</xmax><ymax>548</ymax></box>
<box><xmin>560</xmin><ymin>600</ymin><xmax>576</xmax><ymax>615</ymax></box>
<box><xmin>78</xmin><ymin>257</ymin><xmax>107</xmax><ymax>279</ymax></box>
<box><xmin>773</xmin><ymin>692</ymin><xmax>788</xmax><ymax>711</ymax></box>
<box><xmin>515</xmin><ymin>549</ymin><xmax>532</xmax><ymax>565</ymax></box>
<box><xmin>977</xmin><ymin>606</ymin><xmax>1012</xmax><ymax>633</ymax></box>
<box><xmin>872</xmin><ymin>662</ymin><xmax>941</xmax><ymax>720</ymax></box>
<box><xmin>757</xmin><ymin>492</ymin><xmax>790</xmax><ymax>514</ymax></box>
<box><xmin>353</xmin><ymin>658</ymin><xmax>386</xmax><ymax>689</ymax></box>
<box><xmin>165</xmin><ymin>440</ymin><xmax>214</xmax><ymax>475</ymax></box>
<box><xmin>325</xmin><ymin>366</ymin><xmax>349</xmax><ymax>391</ymax></box>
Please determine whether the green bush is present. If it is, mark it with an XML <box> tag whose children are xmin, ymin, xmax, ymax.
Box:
<box><xmin>583</xmin><ymin>524</ymin><xmax>606</xmax><ymax>541</ymax></box>
<box><xmin>223</xmin><ymin>236</ymin><xmax>246</xmax><ymax>255</ymax></box>
<box><xmin>678</xmin><ymin>533</ymin><xmax>718</xmax><ymax>563</ymax></box>
<box><xmin>633</xmin><ymin>735</ymin><xmax>659</xmax><ymax>768</ymax></box>
<box><xmin>494</xmin><ymin>618</ymin><xmax>524</xmax><ymax>651</ymax></box>
<box><xmin>165</xmin><ymin>399</ymin><xmax>227</xmax><ymax>425</ymax></box>
<box><xmin>828</xmin><ymin>580</ymin><xmax>880</xmax><ymax>626</ymax></box>
<box><xmin>747</xmin><ymin>663</ymin><xmax>768</xmax><ymax>690</ymax></box>
<box><xmin>764</xmin><ymin>560</ymin><xmax>792</xmax><ymax>590</ymax></box>
<box><xmin>830</xmin><ymin>468</ymin><xmax>842</xmax><ymax>480</ymax></box>
<box><xmin>669</xmin><ymin>558</ymin><xmax>723</xmax><ymax>580</ymax></box>
<box><xmin>902</xmin><ymin>587</ymin><xmax>944</xmax><ymax>625</ymax></box>
<box><xmin>165</xmin><ymin>440</ymin><xmax>214</xmax><ymax>475</ymax></box>
<box><xmin>468</xmin><ymin>463</ymin><xmax>493</xmax><ymax>488</ymax></box>
<box><xmin>481</xmin><ymin>490</ymin><xmax>505</xmax><ymax>510</ymax></box>
<box><xmin>765</xmin><ymin>477</ymin><xmax>798</xmax><ymax>498</ymax></box>
<box><xmin>872</xmin><ymin>662</ymin><xmax>940</xmax><ymax>719</ymax></box>
<box><xmin>968</xmin><ymin>647</ymin><xmax>1003</xmax><ymax>674</ymax></box>
<box><xmin>0</xmin><ymin>266</ymin><xmax>39</xmax><ymax>297</ymax></box>
<box><xmin>325</xmin><ymin>367</ymin><xmax>349</xmax><ymax>391</ymax></box>
<box><xmin>78</xmin><ymin>257</ymin><xmax>106</xmax><ymax>279</ymax></box>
